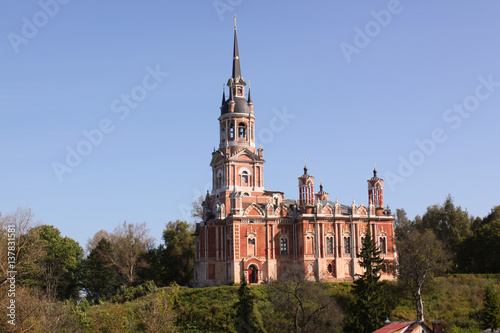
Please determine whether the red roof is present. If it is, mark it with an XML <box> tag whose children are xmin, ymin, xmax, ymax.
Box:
<box><xmin>372</xmin><ymin>321</ymin><xmax>427</xmax><ymax>333</ymax></box>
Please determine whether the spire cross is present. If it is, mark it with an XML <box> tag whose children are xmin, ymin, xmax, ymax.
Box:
<box><xmin>234</xmin><ymin>14</ymin><xmax>237</xmax><ymax>30</ymax></box>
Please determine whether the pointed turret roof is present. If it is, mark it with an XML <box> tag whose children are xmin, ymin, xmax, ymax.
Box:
<box><xmin>221</xmin><ymin>17</ymin><xmax>251</xmax><ymax>115</ymax></box>
<box><xmin>247</xmin><ymin>87</ymin><xmax>253</xmax><ymax>105</ymax></box>
<box><xmin>232</xmin><ymin>24</ymin><xmax>242</xmax><ymax>81</ymax></box>
<box><xmin>228</xmin><ymin>15</ymin><xmax>245</xmax><ymax>86</ymax></box>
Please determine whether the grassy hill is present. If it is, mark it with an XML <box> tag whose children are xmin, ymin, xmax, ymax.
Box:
<box><xmin>4</xmin><ymin>275</ymin><xmax>497</xmax><ymax>332</ymax></box>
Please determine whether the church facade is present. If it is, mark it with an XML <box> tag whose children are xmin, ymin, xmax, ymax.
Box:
<box><xmin>193</xmin><ymin>24</ymin><xmax>396</xmax><ymax>286</ymax></box>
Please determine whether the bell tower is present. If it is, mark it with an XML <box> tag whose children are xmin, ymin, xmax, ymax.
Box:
<box><xmin>218</xmin><ymin>16</ymin><xmax>256</xmax><ymax>155</ymax></box>
<box><xmin>208</xmin><ymin>16</ymin><xmax>265</xmax><ymax>215</ymax></box>
<box><xmin>368</xmin><ymin>165</ymin><xmax>384</xmax><ymax>215</ymax></box>
<box><xmin>298</xmin><ymin>162</ymin><xmax>315</xmax><ymax>214</ymax></box>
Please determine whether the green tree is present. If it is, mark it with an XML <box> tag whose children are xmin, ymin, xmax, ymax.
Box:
<box><xmin>0</xmin><ymin>207</ymin><xmax>45</xmax><ymax>288</ymax></box>
<box><xmin>81</xmin><ymin>238</ymin><xmax>120</xmax><ymax>301</ymax></box>
<box><xmin>397</xmin><ymin>228</ymin><xmax>451</xmax><ymax>322</ymax></box>
<box><xmin>235</xmin><ymin>275</ymin><xmax>261</xmax><ymax>332</ymax></box>
<box><xmin>394</xmin><ymin>208</ymin><xmax>411</xmax><ymax>237</ymax></box>
<box><xmin>347</xmin><ymin>227</ymin><xmax>385</xmax><ymax>333</ymax></box>
<box><xmin>418</xmin><ymin>195</ymin><xmax>472</xmax><ymax>270</ymax></box>
<box><xmin>158</xmin><ymin>220</ymin><xmax>195</xmax><ymax>285</ymax></box>
<box><xmin>459</xmin><ymin>206</ymin><xmax>500</xmax><ymax>273</ymax></box>
<box><xmin>482</xmin><ymin>285</ymin><xmax>500</xmax><ymax>331</ymax></box>
<box><xmin>37</xmin><ymin>225</ymin><xmax>84</xmax><ymax>299</ymax></box>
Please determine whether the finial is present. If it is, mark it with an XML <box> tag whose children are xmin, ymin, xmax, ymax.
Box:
<box><xmin>304</xmin><ymin>158</ymin><xmax>308</xmax><ymax>174</ymax></box>
<box><xmin>373</xmin><ymin>161</ymin><xmax>377</xmax><ymax>177</ymax></box>
<box><xmin>234</xmin><ymin>14</ymin><xmax>237</xmax><ymax>30</ymax></box>
<box><xmin>248</xmin><ymin>80</ymin><xmax>251</xmax><ymax>88</ymax></box>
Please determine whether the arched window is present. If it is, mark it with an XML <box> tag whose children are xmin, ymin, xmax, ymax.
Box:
<box><xmin>344</xmin><ymin>236</ymin><xmax>351</xmax><ymax>254</ymax></box>
<box><xmin>248</xmin><ymin>238</ymin><xmax>256</xmax><ymax>256</ymax></box>
<box><xmin>326</xmin><ymin>236</ymin><xmax>333</xmax><ymax>254</ymax></box>
<box><xmin>238</xmin><ymin>122</ymin><xmax>246</xmax><ymax>138</ymax></box>
<box><xmin>220</xmin><ymin>126</ymin><xmax>226</xmax><ymax>140</ymax></box>
<box><xmin>280</xmin><ymin>237</ymin><xmax>288</xmax><ymax>255</ymax></box>
<box><xmin>241</xmin><ymin>171</ymin><xmax>249</xmax><ymax>185</ymax></box>
<box><xmin>380</xmin><ymin>237</ymin><xmax>387</xmax><ymax>254</ymax></box>
<box><xmin>229</xmin><ymin>123</ymin><xmax>234</xmax><ymax>139</ymax></box>
<box><xmin>217</xmin><ymin>171</ymin><xmax>223</xmax><ymax>188</ymax></box>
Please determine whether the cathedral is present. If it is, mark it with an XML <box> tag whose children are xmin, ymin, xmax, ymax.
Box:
<box><xmin>194</xmin><ymin>22</ymin><xmax>396</xmax><ymax>286</ymax></box>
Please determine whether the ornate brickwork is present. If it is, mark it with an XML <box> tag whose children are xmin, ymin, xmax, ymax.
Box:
<box><xmin>193</xmin><ymin>23</ymin><xmax>396</xmax><ymax>286</ymax></box>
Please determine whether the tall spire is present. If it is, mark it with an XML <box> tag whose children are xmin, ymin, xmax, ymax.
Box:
<box><xmin>232</xmin><ymin>14</ymin><xmax>243</xmax><ymax>82</ymax></box>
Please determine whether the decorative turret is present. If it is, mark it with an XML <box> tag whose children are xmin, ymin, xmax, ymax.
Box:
<box><xmin>368</xmin><ymin>164</ymin><xmax>384</xmax><ymax>216</ymax></box>
<box><xmin>298</xmin><ymin>161</ymin><xmax>315</xmax><ymax>213</ymax></box>
<box><xmin>315</xmin><ymin>181</ymin><xmax>329</xmax><ymax>202</ymax></box>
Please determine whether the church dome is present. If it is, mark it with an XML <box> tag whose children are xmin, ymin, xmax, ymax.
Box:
<box><xmin>221</xmin><ymin>97</ymin><xmax>251</xmax><ymax>115</ymax></box>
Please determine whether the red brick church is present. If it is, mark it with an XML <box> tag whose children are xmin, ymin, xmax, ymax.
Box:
<box><xmin>194</xmin><ymin>22</ymin><xmax>396</xmax><ymax>286</ymax></box>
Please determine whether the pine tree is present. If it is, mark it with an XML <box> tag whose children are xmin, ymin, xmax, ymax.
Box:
<box><xmin>482</xmin><ymin>286</ymin><xmax>500</xmax><ymax>331</ymax></box>
<box><xmin>235</xmin><ymin>275</ymin><xmax>260</xmax><ymax>332</ymax></box>
<box><xmin>347</xmin><ymin>227</ymin><xmax>386</xmax><ymax>333</ymax></box>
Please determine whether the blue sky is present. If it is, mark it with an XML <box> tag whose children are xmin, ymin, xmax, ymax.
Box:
<box><xmin>1</xmin><ymin>1</ymin><xmax>499</xmax><ymax>248</ymax></box>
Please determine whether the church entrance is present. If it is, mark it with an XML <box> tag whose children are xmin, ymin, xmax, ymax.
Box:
<box><xmin>248</xmin><ymin>265</ymin><xmax>258</xmax><ymax>284</ymax></box>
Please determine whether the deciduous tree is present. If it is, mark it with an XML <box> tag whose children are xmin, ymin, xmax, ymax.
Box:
<box><xmin>36</xmin><ymin>225</ymin><xmax>84</xmax><ymax>299</ymax></box>
<box><xmin>158</xmin><ymin>220</ymin><xmax>195</xmax><ymax>286</ymax></box>
<box><xmin>459</xmin><ymin>206</ymin><xmax>500</xmax><ymax>273</ymax></box>
<box><xmin>397</xmin><ymin>228</ymin><xmax>451</xmax><ymax>322</ymax></box>
<box><xmin>0</xmin><ymin>207</ymin><xmax>45</xmax><ymax>287</ymax></box>
<box><xmin>107</xmin><ymin>221</ymin><xmax>155</xmax><ymax>287</ymax></box>
<box><xmin>267</xmin><ymin>264</ymin><xmax>343</xmax><ymax>333</ymax></box>
<box><xmin>418</xmin><ymin>195</ymin><xmax>472</xmax><ymax>269</ymax></box>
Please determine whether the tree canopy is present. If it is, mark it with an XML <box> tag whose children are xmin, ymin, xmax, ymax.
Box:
<box><xmin>397</xmin><ymin>228</ymin><xmax>451</xmax><ymax>321</ymax></box>
<box><xmin>158</xmin><ymin>220</ymin><xmax>195</xmax><ymax>286</ymax></box>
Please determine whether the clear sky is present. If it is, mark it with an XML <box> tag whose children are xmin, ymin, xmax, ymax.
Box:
<box><xmin>1</xmin><ymin>1</ymin><xmax>499</xmax><ymax>249</ymax></box>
